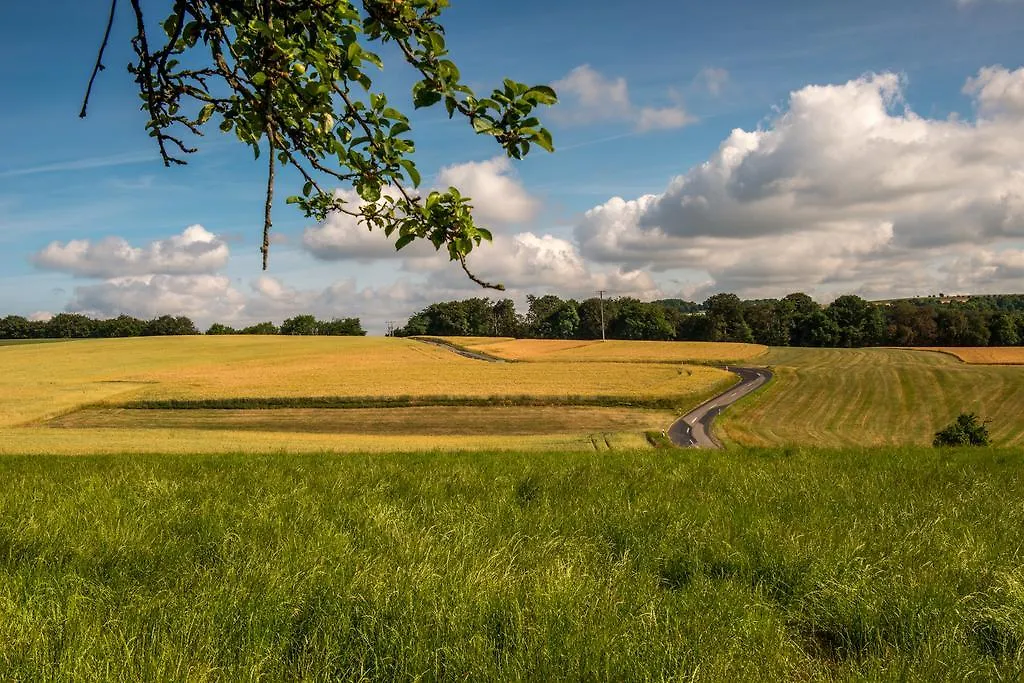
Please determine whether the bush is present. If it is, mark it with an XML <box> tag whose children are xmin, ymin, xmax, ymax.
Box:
<box><xmin>933</xmin><ymin>413</ymin><xmax>991</xmax><ymax>447</ymax></box>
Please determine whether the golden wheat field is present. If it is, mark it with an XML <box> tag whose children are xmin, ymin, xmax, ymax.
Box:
<box><xmin>913</xmin><ymin>347</ymin><xmax>1024</xmax><ymax>365</ymax></box>
<box><xmin>443</xmin><ymin>337</ymin><xmax>767</xmax><ymax>363</ymax></box>
<box><xmin>0</xmin><ymin>337</ymin><xmax>730</xmax><ymax>454</ymax></box>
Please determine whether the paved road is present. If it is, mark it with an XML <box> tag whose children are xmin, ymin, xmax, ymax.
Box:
<box><xmin>668</xmin><ymin>366</ymin><xmax>773</xmax><ymax>448</ymax></box>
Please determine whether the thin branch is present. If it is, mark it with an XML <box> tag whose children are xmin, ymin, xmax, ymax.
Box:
<box><xmin>459</xmin><ymin>256</ymin><xmax>504</xmax><ymax>291</ymax></box>
<box><xmin>80</xmin><ymin>0</ymin><xmax>119</xmax><ymax>118</ymax></box>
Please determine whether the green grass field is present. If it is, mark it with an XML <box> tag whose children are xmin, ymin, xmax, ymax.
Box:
<box><xmin>2</xmin><ymin>447</ymin><xmax>1023</xmax><ymax>680</ymax></box>
<box><xmin>718</xmin><ymin>347</ymin><xmax>1024</xmax><ymax>447</ymax></box>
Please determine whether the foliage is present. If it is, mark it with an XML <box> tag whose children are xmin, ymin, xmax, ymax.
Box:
<box><xmin>82</xmin><ymin>0</ymin><xmax>557</xmax><ymax>284</ymax></box>
<box><xmin>2</xmin><ymin>448</ymin><xmax>1024</xmax><ymax>679</ymax></box>
<box><xmin>933</xmin><ymin>413</ymin><xmax>992</xmax><ymax>447</ymax></box>
<box><xmin>206</xmin><ymin>322</ymin><xmax>238</xmax><ymax>335</ymax></box>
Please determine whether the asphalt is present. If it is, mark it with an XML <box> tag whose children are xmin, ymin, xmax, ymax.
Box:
<box><xmin>667</xmin><ymin>366</ymin><xmax>773</xmax><ymax>449</ymax></box>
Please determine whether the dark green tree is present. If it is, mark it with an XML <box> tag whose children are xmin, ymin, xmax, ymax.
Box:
<box><xmin>240</xmin><ymin>321</ymin><xmax>279</xmax><ymax>334</ymax></box>
<box><xmin>933</xmin><ymin>413</ymin><xmax>991</xmax><ymax>447</ymax></box>
<box><xmin>280</xmin><ymin>314</ymin><xmax>320</xmax><ymax>335</ymax></box>
<box><xmin>206</xmin><ymin>323</ymin><xmax>238</xmax><ymax>335</ymax></box>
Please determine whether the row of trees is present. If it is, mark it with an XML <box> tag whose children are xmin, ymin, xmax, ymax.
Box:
<box><xmin>394</xmin><ymin>293</ymin><xmax>1024</xmax><ymax>347</ymax></box>
<box><xmin>0</xmin><ymin>314</ymin><xmax>365</xmax><ymax>339</ymax></box>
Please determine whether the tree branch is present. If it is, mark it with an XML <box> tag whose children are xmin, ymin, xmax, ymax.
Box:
<box><xmin>80</xmin><ymin>0</ymin><xmax>119</xmax><ymax>118</ymax></box>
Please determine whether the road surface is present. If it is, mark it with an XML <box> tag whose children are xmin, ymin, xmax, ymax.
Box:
<box><xmin>411</xmin><ymin>337</ymin><xmax>505</xmax><ymax>363</ymax></box>
<box><xmin>668</xmin><ymin>367</ymin><xmax>773</xmax><ymax>448</ymax></box>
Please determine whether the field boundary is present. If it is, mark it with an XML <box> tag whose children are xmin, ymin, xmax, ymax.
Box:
<box><xmin>907</xmin><ymin>347</ymin><xmax>1024</xmax><ymax>366</ymax></box>
<box><xmin>100</xmin><ymin>394</ymin><xmax>703</xmax><ymax>411</ymax></box>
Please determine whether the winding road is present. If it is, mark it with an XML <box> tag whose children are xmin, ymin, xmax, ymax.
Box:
<box><xmin>410</xmin><ymin>338</ymin><xmax>771</xmax><ymax>449</ymax></box>
<box><xmin>667</xmin><ymin>367</ymin><xmax>773</xmax><ymax>448</ymax></box>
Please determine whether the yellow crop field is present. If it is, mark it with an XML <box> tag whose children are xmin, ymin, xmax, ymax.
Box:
<box><xmin>914</xmin><ymin>347</ymin><xmax>1024</xmax><ymax>365</ymax></box>
<box><xmin>0</xmin><ymin>337</ymin><xmax>730</xmax><ymax>454</ymax></box>
<box><xmin>443</xmin><ymin>337</ymin><xmax>767</xmax><ymax>363</ymax></box>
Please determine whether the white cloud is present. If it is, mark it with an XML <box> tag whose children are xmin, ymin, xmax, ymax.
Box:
<box><xmin>575</xmin><ymin>67</ymin><xmax>1024</xmax><ymax>298</ymax></box>
<box><xmin>552</xmin><ymin>65</ymin><xmax>694</xmax><ymax>132</ymax></box>
<box><xmin>964</xmin><ymin>65</ymin><xmax>1024</xmax><ymax>119</ymax></box>
<box><xmin>33</xmin><ymin>225</ymin><xmax>229</xmax><ymax>277</ymax></box>
<box><xmin>67</xmin><ymin>274</ymin><xmax>246</xmax><ymax>321</ymax></box>
<box><xmin>303</xmin><ymin>157</ymin><xmax>538</xmax><ymax>262</ymax></box>
<box><xmin>422</xmin><ymin>231</ymin><xmax>661</xmax><ymax>300</ymax></box>
<box><xmin>698</xmin><ymin>67</ymin><xmax>730</xmax><ymax>96</ymax></box>
<box><xmin>435</xmin><ymin>157</ymin><xmax>539</xmax><ymax>224</ymax></box>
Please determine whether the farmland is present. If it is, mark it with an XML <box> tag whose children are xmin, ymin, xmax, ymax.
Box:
<box><xmin>2</xmin><ymin>447</ymin><xmax>1024</xmax><ymax>680</ymax></box>
<box><xmin>915</xmin><ymin>346</ymin><xmax>1024</xmax><ymax>365</ymax></box>
<box><xmin>443</xmin><ymin>337</ymin><xmax>768</xmax><ymax>363</ymax></box>
<box><xmin>0</xmin><ymin>336</ymin><xmax>741</xmax><ymax>454</ymax></box>
<box><xmin>718</xmin><ymin>347</ymin><xmax>1024</xmax><ymax>447</ymax></box>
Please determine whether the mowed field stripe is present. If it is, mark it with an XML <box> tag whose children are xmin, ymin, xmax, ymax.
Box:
<box><xmin>718</xmin><ymin>347</ymin><xmax>1024</xmax><ymax>447</ymax></box>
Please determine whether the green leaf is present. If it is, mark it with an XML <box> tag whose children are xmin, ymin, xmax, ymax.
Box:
<box><xmin>399</xmin><ymin>159</ymin><xmax>421</xmax><ymax>187</ymax></box>
<box><xmin>525</xmin><ymin>85</ymin><xmax>558</xmax><ymax>105</ymax></box>
<box><xmin>394</xmin><ymin>234</ymin><xmax>416</xmax><ymax>250</ymax></box>
<box><xmin>196</xmin><ymin>104</ymin><xmax>215</xmax><ymax>125</ymax></box>
<box><xmin>471</xmin><ymin>117</ymin><xmax>496</xmax><ymax>135</ymax></box>
<box><xmin>252</xmin><ymin>72</ymin><xmax>267</xmax><ymax>87</ymax></box>
<box><xmin>413</xmin><ymin>84</ymin><xmax>442</xmax><ymax>109</ymax></box>
<box><xmin>533</xmin><ymin>128</ymin><xmax>554</xmax><ymax>153</ymax></box>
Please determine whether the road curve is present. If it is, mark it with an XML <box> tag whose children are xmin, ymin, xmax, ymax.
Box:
<box><xmin>668</xmin><ymin>367</ymin><xmax>773</xmax><ymax>449</ymax></box>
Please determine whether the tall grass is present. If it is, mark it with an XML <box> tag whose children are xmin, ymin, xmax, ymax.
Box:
<box><xmin>1</xmin><ymin>447</ymin><xmax>1023</xmax><ymax>680</ymax></box>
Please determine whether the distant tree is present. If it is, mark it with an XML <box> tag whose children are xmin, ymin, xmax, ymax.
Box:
<box><xmin>827</xmin><ymin>295</ymin><xmax>884</xmax><ymax>347</ymax></box>
<box><xmin>805</xmin><ymin>310</ymin><xmax>840</xmax><ymax>347</ymax></box>
<box><xmin>989</xmin><ymin>313</ymin><xmax>1019</xmax><ymax>346</ymax></box>
<box><xmin>704</xmin><ymin>293</ymin><xmax>753</xmax><ymax>343</ymax></box>
<box><xmin>674</xmin><ymin>312</ymin><xmax>716</xmax><ymax>341</ymax></box>
<box><xmin>206</xmin><ymin>323</ymin><xmax>237</xmax><ymax>335</ymax></box>
<box><xmin>317</xmin><ymin>318</ymin><xmax>367</xmax><ymax>336</ymax></box>
<box><xmin>577</xmin><ymin>297</ymin><xmax>618</xmax><ymax>340</ymax></box>
<box><xmin>45</xmin><ymin>313</ymin><xmax>96</xmax><ymax>339</ymax></box>
<box><xmin>0</xmin><ymin>315</ymin><xmax>33</xmax><ymax>339</ymax></box>
<box><xmin>280</xmin><ymin>314</ymin><xmax>320</xmax><ymax>336</ymax></box>
<box><xmin>933</xmin><ymin>413</ymin><xmax>991</xmax><ymax>447</ymax></box>
<box><xmin>610</xmin><ymin>299</ymin><xmax>673</xmax><ymax>341</ymax></box>
<box><xmin>395</xmin><ymin>313</ymin><xmax>429</xmax><ymax>337</ymax></box>
<box><xmin>143</xmin><ymin>315</ymin><xmax>199</xmax><ymax>336</ymax></box>
<box><xmin>98</xmin><ymin>314</ymin><xmax>146</xmax><ymax>338</ymax></box>
<box><xmin>240</xmin><ymin>321</ymin><xmax>279</xmax><ymax>335</ymax></box>
<box><xmin>492</xmin><ymin>299</ymin><xmax>522</xmax><ymax>337</ymax></box>
<box><xmin>744</xmin><ymin>299</ymin><xmax>792</xmax><ymax>346</ymax></box>
<box><xmin>785</xmin><ymin>293</ymin><xmax>821</xmax><ymax>347</ymax></box>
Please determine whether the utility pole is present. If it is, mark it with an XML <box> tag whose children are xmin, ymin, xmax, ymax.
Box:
<box><xmin>385</xmin><ymin>320</ymin><xmax>395</xmax><ymax>337</ymax></box>
<box><xmin>597</xmin><ymin>290</ymin><xmax>607</xmax><ymax>341</ymax></box>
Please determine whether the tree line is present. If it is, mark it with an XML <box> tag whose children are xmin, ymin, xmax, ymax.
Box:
<box><xmin>0</xmin><ymin>314</ymin><xmax>365</xmax><ymax>339</ymax></box>
<box><xmin>394</xmin><ymin>293</ymin><xmax>1024</xmax><ymax>347</ymax></box>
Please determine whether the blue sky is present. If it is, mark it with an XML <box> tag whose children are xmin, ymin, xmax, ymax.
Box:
<box><xmin>2</xmin><ymin>0</ymin><xmax>1024</xmax><ymax>332</ymax></box>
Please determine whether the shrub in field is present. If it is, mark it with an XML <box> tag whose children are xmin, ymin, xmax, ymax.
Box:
<box><xmin>934</xmin><ymin>413</ymin><xmax>991</xmax><ymax>447</ymax></box>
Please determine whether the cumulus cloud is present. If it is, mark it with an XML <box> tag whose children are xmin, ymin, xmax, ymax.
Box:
<box><xmin>33</xmin><ymin>225</ymin><xmax>229</xmax><ymax>277</ymax></box>
<box><xmin>964</xmin><ymin>65</ymin><xmax>1024</xmax><ymax>119</ymax></box>
<box><xmin>574</xmin><ymin>67</ymin><xmax>1024</xmax><ymax>297</ymax></box>
<box><xmin>417</xmin><ymin>231</ymin><xmax>661</xmax><ymax>300</ymax></box>
<box><xmin>552</xmin><ymin>65</ymin><xmax>694</xmax><ymax>132</ymax></box>
<box><xmin>67</xmin><ymin>274</ymin><xmax>246</xmax><ymax>321</ymax></box>
<box><xmin>435</xmin><ymin>157</ymin><xmax>539</xmax><ymax>224</ymax></box>
<box><xmin>303</xmin><ymin>157</ymin><xmax>538</xmax><ymax>262</ymax></box>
